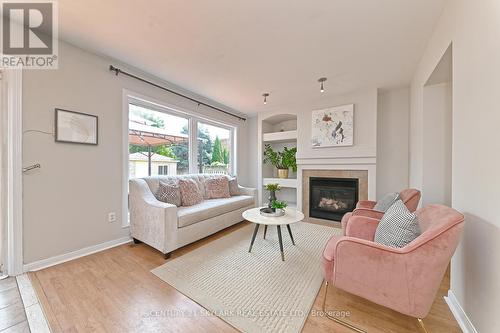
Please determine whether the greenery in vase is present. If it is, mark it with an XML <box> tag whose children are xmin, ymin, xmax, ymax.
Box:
<box><xmin>271</xmin><ymin>200</ymin><xmax>288</xmax><ymax>210</ymax></box>
<box><xmin>264</xmin><ymin>183</ymin><xmax>281</xmax><ymax>192</ymax></box>
<box><xmin>263</xmin><ymin>144</ymin><xmax>297</xmax><ymax>172</ymax></box>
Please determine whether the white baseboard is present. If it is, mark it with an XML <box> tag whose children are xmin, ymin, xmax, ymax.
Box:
<box><xmin>444</xmin><ymin>290</ymin><xmax>478</xmax><ymax>333</ymax></box>
<box><xmin>23</xmin><ymin>236</ymin><xmax>132</xmax><ymax>272</ymax></box>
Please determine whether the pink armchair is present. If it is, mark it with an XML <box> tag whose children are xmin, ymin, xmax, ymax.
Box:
<box><xmin>341</xmin><ymin>188</ymin><xmax>421</xmax><ymax>235</ymax></box>
<box><xmin>322</xmin><ymin>204</ymin><xmax>464</xmax><ymax>332</ymax></box>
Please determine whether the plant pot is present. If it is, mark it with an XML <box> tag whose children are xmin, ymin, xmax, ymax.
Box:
<box><xmin>260</xmin><ymin>207</ymin><xmax>285</xmax><ymax>217</ymax></box>
<box><xmin>277</xmin><ymin>168</ymin><xmax>289</xmax><ymax>179</ymax></box>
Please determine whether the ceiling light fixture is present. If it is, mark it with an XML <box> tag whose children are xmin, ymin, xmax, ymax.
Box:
<box><xmin>318</xmin><ymin>77</ymin><xmax>327</xmax><ymax>93</ymax></box>
<box><xmin>263</xmin><ymin>93</ymin><xmax>269</xmax><ymax>104</ymax></box>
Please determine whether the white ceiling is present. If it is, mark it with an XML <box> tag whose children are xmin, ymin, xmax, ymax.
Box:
<box><xmin>58</xmin><ymin>0</ymin><xmax>445</xmax><ymax>115</ymax></box>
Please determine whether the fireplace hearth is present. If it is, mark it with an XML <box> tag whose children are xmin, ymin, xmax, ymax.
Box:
<box><xmin>309</xmin><ymin>177</ymin><xmax>359</xmax><ymax>221</ymax></box>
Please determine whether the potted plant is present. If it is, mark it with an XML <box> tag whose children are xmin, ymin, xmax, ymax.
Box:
<box><xmin>263</xmin><ymin>144</ymin><xmax>297</xmax><ymax>179</ymax></box>
<box><xmin>264</xmin><ymin>183</ymin><xmax>281</xmax><ymax>208</ymax></box>
<box><xmin>271</xmin><ymin>200</ymin><xmax>288</xmax><ymax>214</ymax></box>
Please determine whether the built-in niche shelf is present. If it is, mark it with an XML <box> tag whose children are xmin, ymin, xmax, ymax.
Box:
<box><xmin>262</xmin><ymin>130</ymin><xmax>297</xmax><ymax>143</ymax></box>
<box><xmin>258</xmin><ymin>113</ymin><xmax>298</xmax><ymax>209</ymax></box>
<box><xmin>263</xmin><ymin>177</ymin><xmax>298</xmax><ymax>188</ymax></box>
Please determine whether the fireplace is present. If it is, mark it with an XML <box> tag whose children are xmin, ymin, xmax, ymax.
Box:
<box><xmin>309</xmin><ymin>177</ymin><xmax>359</xmax><ymax>221</ymax></box>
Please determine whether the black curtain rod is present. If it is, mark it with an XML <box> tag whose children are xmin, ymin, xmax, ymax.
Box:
<box><xmin>109</xmin><ymin>65</ymin><xmax>246</xmax><ymax>121</ymax></box>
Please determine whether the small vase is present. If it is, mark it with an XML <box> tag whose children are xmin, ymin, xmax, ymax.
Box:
<box><xmin>277</xmin><ymin>168</ymin><xmax>289</xmax><ymax>179</ymax></box>
<box><xmin>268</xmin><ymin>190</ymin><xmax>277</xmax><ymax>208</ymax></box>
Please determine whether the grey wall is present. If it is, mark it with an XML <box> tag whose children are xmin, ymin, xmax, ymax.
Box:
<box><xmin>22</xmin><ymin>41</ymin><xmax>250</xmax><ymax>264</ymax></box>
<box><xmin>377</xmin><ymin>88</ymin><xmax>410</xmax><ymax>198</ymax></box>
<box><xmin>422</xmin><ymin>82</ymin><xmax>452</xmax><ymax>206</ymax></box>
<box><xmin>409</xmin><ymin>0</ymin><xmax>500</xmax><ymax>331</ymax></box>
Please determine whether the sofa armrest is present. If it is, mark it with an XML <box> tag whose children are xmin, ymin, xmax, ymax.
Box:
<box><xmin>345</xmin><ymin>215</ymin><xmax>381</xmax><ymax>241</ymax></box>
<box><xmin>352</xmin><ymin>208</ymin><xmax>385</xmax><ymax>220</ymax></box>
<box><xmin>356</xmin><ymin>200</ymin><xmax>377</xmax><ymax>209</ymax></box>
<box><xmin>238</xmin><ymin>185</ymin><xmax>257</xmax><ymax>206</ymax></box>
<box><xmin>129</xmin><ymin>179</ymin><xmax>178</xmax><ymax>253</ymax></box>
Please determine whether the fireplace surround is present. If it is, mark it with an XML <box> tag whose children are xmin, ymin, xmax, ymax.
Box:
<box><xmin>301</xmin><ymin>169</ymin><xmax>369</xmax><ymax>223</ymax></box>
<box><xmin>309</xmin><ymin>177</ymin><xmax>359</xmax><ymax>221</ymax></box>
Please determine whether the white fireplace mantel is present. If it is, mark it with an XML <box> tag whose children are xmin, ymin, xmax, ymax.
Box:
<box><xmin>296</xmin><ymin>158</ymin><xmax>377</xmax><ymax>212</ymax></box>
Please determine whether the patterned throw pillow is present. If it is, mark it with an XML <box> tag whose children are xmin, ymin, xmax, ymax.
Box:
<box><xmin>228</xmin><ymin>177</ymin><xmax>240</xmax><ymax>196</ymax></box>
<box><xmin>155</xmin><ymin>180</ymin><xmax>181</xmax><ymax>207</ymax></box>
<box><xmin>205</xmin><ymin>176</ymin><xmax>231</xmax><ymax>199</ymax></box>
<box><xmin>374</xmin><ymin>199</ymin><xmax>421</xmax><ymax>248</ymax></box>
<box><xmin>178</xmin><ymin>178</ymin><xmax>203</xmax><ymax>206</ymax></box>
<box><xmin>374</xmin><ymin>192</ymin><xmax>400</xmax><ymax>212</ymax></box>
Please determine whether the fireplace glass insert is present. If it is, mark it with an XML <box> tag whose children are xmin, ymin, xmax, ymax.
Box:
<box><xmin>309</xmin><ymin>177</ymin><xmax>359</xmax><ymax>221</ymax></box>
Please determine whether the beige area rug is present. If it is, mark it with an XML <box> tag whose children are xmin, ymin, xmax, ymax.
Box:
<box><xmin>152</xmin><ymin>222</ymin><xmax>341</xmax><ymax>333</ymax></box>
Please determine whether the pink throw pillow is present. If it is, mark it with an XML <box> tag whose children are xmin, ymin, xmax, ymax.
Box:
<box><xmin>178</xmin><ymin>178</ymin><xmax>203</xmax><ymax>206</ymax></box>
<box><xmin>205</xmin><ymin>177</ymin><xmax>230</xmax><ymax>199</ymax></box>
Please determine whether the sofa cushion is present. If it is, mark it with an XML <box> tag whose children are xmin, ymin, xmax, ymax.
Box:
<box><xmin>155</xmin><ymin>180</ymin><xmax>181</xmax><ymax>206</ymax></box>
<box><xmin>205</xmin><ymin>176</ymin><xmax>230</xmax><ymax>199</ymax></box>
<box><xmin>177</xmin><ymin>195</ymin><xmax>254</xmax><ymax>228</ymax></box>
<box><xmin>228</xmin><ymin>176</ymin><xmax>240</xmax><ymax>196</ymax></box>
<box><xmin>179</xmin><ymin>178</ymin><xmax>203</xmax><ymax>206</ymax></box>
<box><xmin>374</xmin><ymin>199</ymin><xmax>421</xmax><ymax>248</ymax></box>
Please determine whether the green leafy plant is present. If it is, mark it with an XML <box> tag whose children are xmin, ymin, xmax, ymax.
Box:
<box><xmin>264</xmin><ymin>183</ymin><xmax>281</xmax><ymax>192</ymax></box>
<box><xmin>271</xmin><ymin>200</ymin><xmax>288</xmax><ymax>210</ymax></box>
<box><xmin>263</xmin><ymin>144</ymin><xmax>297</xmax><ymax>171</ymax></box>
<box><xmin>281</xmin><ymin>147</ymin><xmax>297</xmax><ymax>172</ymax></box>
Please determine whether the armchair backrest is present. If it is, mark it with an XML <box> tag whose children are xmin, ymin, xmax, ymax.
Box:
<box><xmin>399</xmin><ymin>188</ymin><xmax>421</xmax><ymax>212</ymax></box>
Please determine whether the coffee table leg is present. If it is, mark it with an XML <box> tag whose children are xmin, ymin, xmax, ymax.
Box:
<box><xmin>277</xmin><ymin>225</ymin><xmax>285</xmax><ymax>261</ymax></box>
<box><xmin>248</xmin><ymin>223</ymin><xmax>260</xmax><ymax>253</ymax></box>
<box><xmin>263</xmin><ymin>225</ymin><xmax>268</xmax><ymax>239</ymax></box>
<box><xmin>286</xmin><ymin>224</ymin><xmax>295</xmax><ymax>245</ymax></box>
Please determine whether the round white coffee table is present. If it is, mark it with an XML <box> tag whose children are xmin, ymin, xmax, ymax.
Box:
<box><xmin>242</xmin><ymin>207</ymin><xmax>305</xmax><ymax>261</ymax></box>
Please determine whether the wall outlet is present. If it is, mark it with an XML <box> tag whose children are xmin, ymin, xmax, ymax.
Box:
<box><xmin>108</xmin><ymin>212</ymin><xmax>116</xmax><ymax>223</ymax></box>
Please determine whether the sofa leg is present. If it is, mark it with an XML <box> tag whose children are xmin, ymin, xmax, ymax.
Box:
<box><xmin>164</xmin><ymin>252</ymin><xmax>172</xmax><ymax>260</ymax></box>
<box><xmin>133</xmin><ymin>238</ymin><xmax>142</xmax><ymax>244</ymax></box>
<box><xmin>322</xmin><ymin>281</ymin><xmax>366</xmax><ymax>333</ymax></box>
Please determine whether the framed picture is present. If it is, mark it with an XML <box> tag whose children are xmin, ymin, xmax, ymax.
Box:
<box><xmin>311</xmin><ymin>104</ymin><xmax>354</xmax><ymax>148</ymax></box>
<box><xmin>55</xmin><ymin>108</ymin><xmax>98</xmax><ymax>145</ymax></box>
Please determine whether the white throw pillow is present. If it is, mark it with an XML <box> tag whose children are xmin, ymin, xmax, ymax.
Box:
<box><xmin>374</xmin><ymin>200</ymin><xmax>421</xmax><ymax>248</ymax></box>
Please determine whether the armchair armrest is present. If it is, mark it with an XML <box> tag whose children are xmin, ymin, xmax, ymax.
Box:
<box><xmin>352</xmin><ymin>208</ymin><xmax>385</xmax><ymax>220</ymax></box>
<box><xmin>238</xmin><ymin>185</ymin><xmax>257</xmax><ymax>207</ymax></box>
<box><xmin>333</xmin><ymin>237</ymin><xmax>412</xmax><ymax>314</ymax></box>
<box><xmin>356</xmin><ymin>200</ymin><xmax>377</xmax><ymax>209</ymax></box>
<box><xmin>129</xmin><ymin>179</ymin><xmax>178</xmax><ymax>253</ymax></box>
<box><xmin>345</xmin><ymin>215</ymin><xmax>381</xmax><ymax>241</ymax></box>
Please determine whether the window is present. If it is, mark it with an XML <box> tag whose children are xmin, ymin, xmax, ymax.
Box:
<box><xmin>197</xmin><ymin>122</ymin><xmax>232</xmax><ymax>175</ymax></box>
<box><xmin>124</xmin><ymin>96</ymin><xmax>236</xmax><ymax>227</ymax></box>
<box><xmin>128</xmin><ymin>104</ymin><xmax>189</xmax><ymax>179</ymax></box>
<box><xmin>158</xmin><ymin>165</ymin><xmax>169</xmax><ymax>175</ymax></box>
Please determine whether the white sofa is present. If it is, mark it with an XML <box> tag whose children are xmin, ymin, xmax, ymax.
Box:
<box><xmin>129</xmin><ymin>174</ymin><xmax>257</xmax><ymax>258</ymax></box>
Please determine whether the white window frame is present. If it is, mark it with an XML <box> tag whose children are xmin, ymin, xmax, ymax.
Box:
<box><xmin>122</xmin><ymin>90</ymin><xmax>237</xmax><ymax>227</ymax></box>
<box><xmin>195</xmin><ymin>118</ymin><xmax>235</xmax><ymax>175</ymax></box>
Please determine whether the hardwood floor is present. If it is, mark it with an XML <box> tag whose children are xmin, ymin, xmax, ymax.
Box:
<box><xmin>30</xmin><ymin>222</ymin><xmax>461</xmax><ymax>333</ymax></box>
